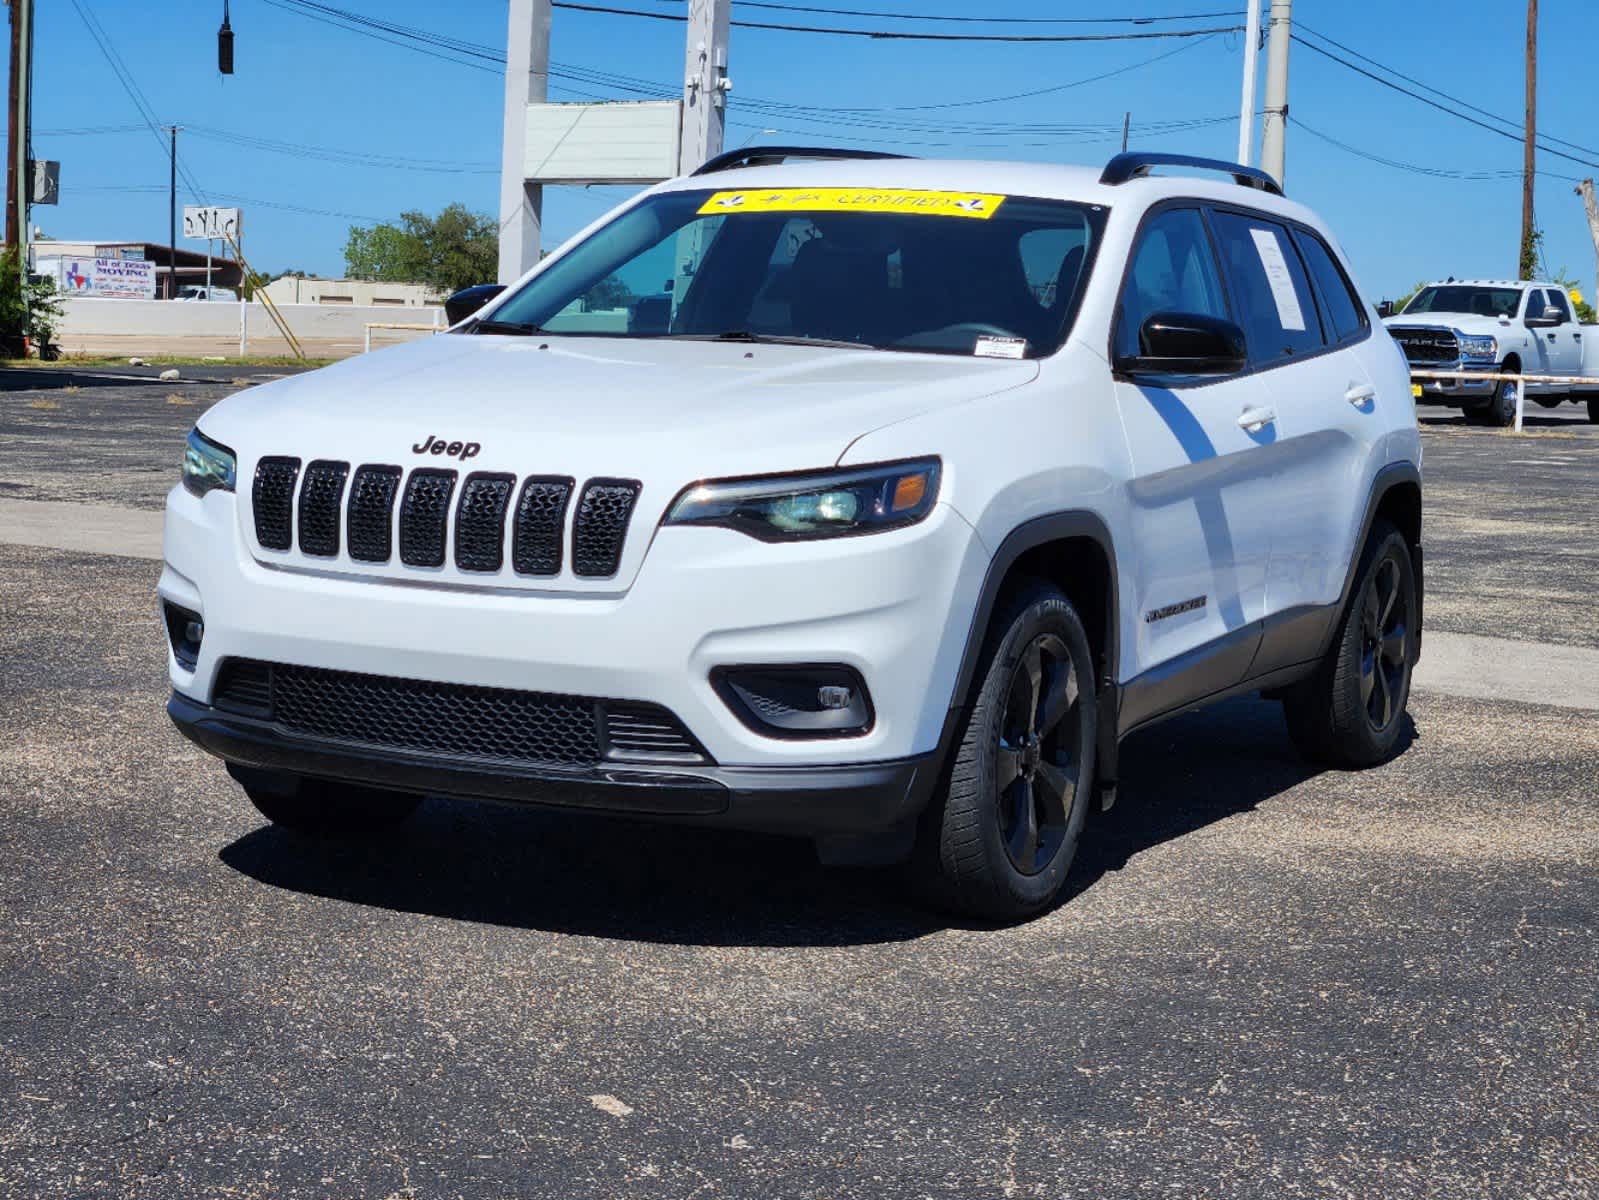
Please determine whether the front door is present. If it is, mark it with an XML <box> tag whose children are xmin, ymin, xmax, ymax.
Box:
<box><xmin>1112</xmin><ymin>206</ymin><xmax>1276</xmax><ymax>718</ymax></box>
<box><xmin>1545</xmin><ymin>288</ymin><xmax>1585</xmax><ymax>375</ymax></box>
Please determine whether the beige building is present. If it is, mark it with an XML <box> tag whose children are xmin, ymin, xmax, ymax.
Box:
<box><xmin>261</xmin><ymin>277</ymin><xmax>443</xmax><ymax>307</ymax></box>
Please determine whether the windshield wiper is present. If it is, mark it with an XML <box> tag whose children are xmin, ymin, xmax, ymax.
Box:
<box><xmin>670</xmin><ymin>330</ymin><xmax>877</xmax><ymax>350</ymax></box>
<box><xmin>473</xmin><ymin>318</ymin><xmax>544</xmax><ymax>336</ymax></box>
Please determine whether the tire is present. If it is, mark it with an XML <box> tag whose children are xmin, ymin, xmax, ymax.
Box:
<box><xmin>228</xmin><ymin>764</ymin><xmax>422</xmax><ymax>835</ymax></box>
<box><xmin>1282</xmin><ymin>519</ymin><xmax>1417</xmax><ymax>768</ymax></box>
<box><xmin>1483</xmin><ymin>372</ymin><xmax>1519</xmax><ymax>427</ymax></box>
<box><xmin>913</xmin><ymin>581</ymin><xmax>1098</xmax><ymax>921</ymax></box>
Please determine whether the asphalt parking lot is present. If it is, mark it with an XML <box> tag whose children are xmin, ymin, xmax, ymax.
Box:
<box><xmin>1</xmin><ymin>371</ymin><xmax>1596</xmax><ymax>1198</ymax></box>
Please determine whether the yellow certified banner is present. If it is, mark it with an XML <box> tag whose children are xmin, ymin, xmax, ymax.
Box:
<box><xmin>697</xmin><ymin>188</ymin><xmax>1006</xmax><ymax>220</ymax></box>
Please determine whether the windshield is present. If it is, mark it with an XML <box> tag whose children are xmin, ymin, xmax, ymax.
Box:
<box><xmin>1402</xmin><ymin>285</ymin><xmax>1522</xmax><ymax>318</ymax></box>
<box><xmin>481</xmin><ymin>187</ymin><xmax>1105</xmax><ymax>357</ymax></box>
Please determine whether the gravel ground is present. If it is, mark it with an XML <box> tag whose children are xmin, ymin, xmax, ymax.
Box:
<box><xmin>1</xmin><ymin>374</ymin><xmax>1596</xmax><ymax>1198</ymax></box>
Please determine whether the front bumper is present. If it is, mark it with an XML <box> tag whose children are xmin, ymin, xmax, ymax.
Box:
<box><xmin>160</xmin><ymin>483</ymin><xmax>987</xmax><ymax>769</ymax></box>
<box><xmin>1410</xmin><ymin>360</ymin><xmax>1496</xmax><ymax>402</ymax></box>
<box><xmin>169</xmin><ymin>692</ymin><xmax>934</xmax><ymax>834</ymax></box>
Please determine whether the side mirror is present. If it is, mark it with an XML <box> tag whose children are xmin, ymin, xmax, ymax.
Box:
<box><xmin>1119</xmin><ymin>311</ymin><xmax>1248</xmax><ymax>377</ymax></box>
<box><xmin>1524</xmin><ymin>312</ymin><xmax>1560</xmax><ymax>329</ymax></box>
<box><xmin>1376</xmin><ymin>300</ymin><xmax>1396</xmax><ymax>318</ymax></box>
<box><xmin>444</xmin><ymin>283</ymin><xmax>506</xmax><ymax>326</ymax></box>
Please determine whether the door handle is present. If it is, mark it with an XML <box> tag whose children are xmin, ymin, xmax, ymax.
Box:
<box><xmin>1345</xmin><ymin>384</ymin><xmax>1377</xmax><ymax>407</ymax></box>
<box><xmin>1237</xmin><ymin>406</ymin><xmax>1276</xmax><ymax>433</ymax></box>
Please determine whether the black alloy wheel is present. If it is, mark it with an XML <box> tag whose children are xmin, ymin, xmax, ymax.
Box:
<box><xmin>1359</xmin><ymin>557</ymin><xmax>1409</xmax><ymax>733</ymax></box>
<box><xmin>995</xmin><ymin>634</ymin><xmax>1080</xmax><ymax>875</ymax></box>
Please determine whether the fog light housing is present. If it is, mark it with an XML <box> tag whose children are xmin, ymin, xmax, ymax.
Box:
<box><xmin>162</xmin><ymin>601</ymin><xmax>203</xmax><ymax>670</ymax></box>
<box><xmin>712</xmin><ymin>665</ymin><xmax>873</xmax><ymax>739</ymax></box>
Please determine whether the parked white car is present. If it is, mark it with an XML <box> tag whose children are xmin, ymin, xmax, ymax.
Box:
<box><xmin>162</xmin><ymin>149</ymin><xmax>1423</xmax><ymax>918</ymax></box>
<box><xmin>177</xmin><ymin>285</ymin><xmax>238</xmax><ymax>302</ymax></box>
<box><xmin>1386</xmin><ymin>279</ymin><xmax>1599</xmax><ymax>425</ymax></box>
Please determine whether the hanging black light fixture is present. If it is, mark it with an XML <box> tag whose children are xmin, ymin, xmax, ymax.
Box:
<box><xmin>218</xmin><ymin>1</ymin><xmax>235</xmax><ymax>75</ymax></box>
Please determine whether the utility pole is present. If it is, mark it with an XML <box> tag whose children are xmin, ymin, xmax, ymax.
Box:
<box><xmin>1520</xmin><ymin>0</ymin><xmax>1538</xmax><ymax>280</ymax></box>
<box><xmin>5</xmin><ymin>0</ymin><xmax>21</xmax><ymax>251</ymax></box>
<box><xmin>1236</xmin><ymin>0</ymin><xmax>1261</xmax><ymax>165</ymax></box>
<box><xmin>1260</xmin><ymin>0</ymin><xmax>1291</xmax><ymax>186</ymax></box>
<box><xmin>498</xmin><ymin>0</ymin><xmax>550</xmax><ymax>284</ymax></box>
<box><xmin>677</xmin><ymin>0</ymin><xmax>731</xmax><ymax>175</ymax></box>
<box><xmin>164</xmin><ymin>125</ymin><xmax>181</xmax><ymax>299</ymax></box>
<box><xmin>1576</xmin><ymin>180</ymin><xmax>1599</xmax><ymax>313</ymax></box>
<box><xmin>7</xmin><ymin>0</ymin><xmax>32</xmax><ymax>286</ymax></box>
<box><xmin>1121</xmin><ymin>112</ymin><xmax>1131</xmax><ymax>153</ymax></box>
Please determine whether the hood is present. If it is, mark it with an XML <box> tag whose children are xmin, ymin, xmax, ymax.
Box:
<box><xmin>199</xmin><ymin>332</ymin><xmax>1036</xmax><ymax>593</ymax></box>
<box><xmin>1385</xmin><ymin>312</ymin><xmax>1511</xmax><ymax>331</ymax></box>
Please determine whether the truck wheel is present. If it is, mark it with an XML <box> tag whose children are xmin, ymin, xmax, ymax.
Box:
<box><xmin>913</xmin><ymin>581</ymin><xmax>1097</xmax><ymax>921</ymax></box>
<box><xmin>228</xmin><ymin>764</ymin><xmax>422</xmax><ymax>835</ymax></box>
<box><xmin>1484</xmin><ymin>375</ymin><xmax>1518</xmax><ymax>427</ymax></box>
<box><xmin>1282</xmin><ymin>519</ymin><xmax>1417</xmax><ymax>768</ymax></box>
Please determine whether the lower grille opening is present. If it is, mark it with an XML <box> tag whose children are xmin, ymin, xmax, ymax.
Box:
<box><xmin>209</xmin><ymin>659</ymin><xmax>709</xmax><ymax>769</ymax></box>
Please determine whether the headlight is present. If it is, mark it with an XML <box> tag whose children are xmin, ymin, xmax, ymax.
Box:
<box><xmin>1458</xmin><ymin>334</ymin><xmax>1498</xmax><ymax>360</ymax></box>
<box><xmin>664</xmin><ymin>458</ymin><xmax>941</xmax><ymax>541</ymax></box>
<box><xmin>182</xmin><ymin>427</ymin><xmax>236</xmax><ymax>497</ymax></box>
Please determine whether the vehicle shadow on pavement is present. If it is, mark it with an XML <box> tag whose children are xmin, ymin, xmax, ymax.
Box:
<box><xmin>0</xmin><ymin>366</ymin><xmax>174</xmax><ymax>391</ymax></box>
<box><xmin>219</xmin><ymin>696</ymin><xmax>1416</xmax><ymax>945</ymax></box>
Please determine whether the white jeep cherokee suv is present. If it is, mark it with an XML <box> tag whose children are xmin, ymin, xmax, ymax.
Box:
<box><xmin>162</xmin><ymin>149</ymin><xmax>1423</xmax><ymax>919</ymax></box>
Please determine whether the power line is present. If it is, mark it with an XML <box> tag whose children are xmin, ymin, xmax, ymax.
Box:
<box><xmin>1295</xmin><ymin>22</ymin><xmax>1599</xmax><ymax>160</ymax></box>
<box><xmin>554</xmin><ymin>2</ymin><xmax>1242</xmax><ymax>42</ymax></box>
<box><xmin>1291</xmin><ymin>34</ymin><xmax>1599</xmax><ymax>172</ymax></box>
<box><xmin>637</xmin><ymin>0</ymin><xmax>1244</xmax><ymax>23</ymax></box>
<box><xmin>1289</xmin><ymin>117</ymin><xmax>1585</xmax><ymax>183</ymax></box>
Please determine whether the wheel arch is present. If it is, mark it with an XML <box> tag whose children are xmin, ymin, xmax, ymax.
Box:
<box><xmin>1331</xmin><ymin>461</ymin><xmax>1424</xmax><ymax>658</ymax></box>
<box><xmin>935</xmin><ymin>511</ymin><xmax>1122</xmax><ymax>800</ymax></box>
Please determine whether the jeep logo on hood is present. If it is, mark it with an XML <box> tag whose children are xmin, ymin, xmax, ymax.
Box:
<box><xmin>412</xmin><ymin>435</ymin><xmax>480</xmax><ymax>461</ymax></box>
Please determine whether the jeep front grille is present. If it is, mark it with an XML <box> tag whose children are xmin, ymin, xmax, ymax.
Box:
<box><xmin>454</xmin><ymin>473</ymin><xmax>515</xmax><ymax>573</ymax></box>
<box><xmin>211</xmin><ymin>659</ymin><xmax>708</xmax><ymax>767</ymax></box>
<box><xmin>249</xmin><ymin>458</ymin><xmax>640</xmax><ymax>582</ymax></box>
<box><xmin>252</xmin><ymin>457</ymin><xmax>300</xmax><ymax>550</ymax></box>
<box><xmin>1390</xmin><ymin>326</ymin><xmax>1459</xmax><ymax>364</ymax></box>
<box><xmin>398</xmin><ymin>468</ymin><xmax>457</xmax><ymax>568</ymax></box>
<box><xmin>572</xmin><ymin>479</ymin><xmax>642</xmax><ymax>578</ymax></box>
<box><xmin>297</xmin><ymin>460</ymin><xmax>349</xmax><ymax>557</ymax></box>
<box><xmin>347</xmin><ymin>465</ymin><xmax>402</xmax><ymax>563</ymax></box>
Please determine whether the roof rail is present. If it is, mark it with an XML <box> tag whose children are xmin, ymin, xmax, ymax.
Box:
<box><xmin>1100</xmin><ymin>151</ymin><xmax>1283</xmax><ymax>196</ymax></box>
<box><xmin>691</xmin><ymin>146</ymin><xmax>912</xmax><ymax>177</ymax></box>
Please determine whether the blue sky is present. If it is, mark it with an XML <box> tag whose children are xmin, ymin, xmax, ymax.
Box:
<box><xmin>23</xmin><ymin>1</ymin><xmax>1599</xmax><ymax>302</ymax></box>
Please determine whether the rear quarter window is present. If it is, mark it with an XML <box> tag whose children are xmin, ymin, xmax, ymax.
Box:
<box><xmin>1292</xmin><ymin>229</ymin><xmax>1368</xmax><ymax>344</ymax></box>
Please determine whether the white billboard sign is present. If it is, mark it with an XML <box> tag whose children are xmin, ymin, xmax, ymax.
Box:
<box><xmin>523</xmin><ymin>100</ymin><xmax>682</xmax><ymax>185</ymax></box>
<box><xmin>182</xmin><ymin>205</ymin><xmax>243</xmax><ymax>242</ymax></box>
<box><xmin>55</xmin><ymin>256</ymin><xmax>157</xmax><ymax>299</ymax></box>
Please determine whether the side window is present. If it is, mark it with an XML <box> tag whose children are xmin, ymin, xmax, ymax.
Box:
<box><xmin>1114</xmin><ymin>207</ymin><xmax>1230</xmax><ymax>361</ymax></box>
<box><xmin>1547</xmin><ymin>288</ymin><xmax>1572</xmax><ymax>324</ymax></box>
<box><xmin>1293</xmin><ymin>229</ymin><xmax>1367</xmax><ymax>343</ymax></box>
<box><xmin>1524</xmin><ymin>289</ymin><xmax>1547</xmax><ymax>321</ymax></box>
<box><xmin>1209</xmin><ymin>211</ymin><xmax>1325</xmax><ymax>362</ymax></box>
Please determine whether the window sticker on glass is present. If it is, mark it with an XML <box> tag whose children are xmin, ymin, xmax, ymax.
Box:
<box><xmin>1248</xmin><ymin>227</ymin><xmax>1307</xmax><ymax>332</ymax></box>
<box><xmin>697</xmin><ymin>188</ymin><xmax>1007</xmax><ymax>220</ymax></box>
<box><xmin>974</xmin><ymin>335</ymin><xmax>1028</xmax><ymax>359</ymax></box>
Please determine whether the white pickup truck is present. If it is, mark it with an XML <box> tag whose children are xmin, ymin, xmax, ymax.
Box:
<box><xmin>1384</xmin><ymin>279</ymin><xmax>1599</xmax><ymax>425</ymax></box>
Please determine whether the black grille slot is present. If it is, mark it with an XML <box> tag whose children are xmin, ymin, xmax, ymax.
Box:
<box><xmin>572</xmin><ymin>479</ymin><xmax>641</xmax><ymax>578</ymax></box>
<box><xmin>297</xmin><ymin>460</ymin><xmax>349</xmax><ymax>557</ymax></box>
<box><xmin>399</xmin><ymin>469</ymin><xmax>457</xmax><ymax>568</ymax></box>
<box><xmin>604</xmin><ymin>703</ymin><xmax>705</xmax><ymax>761</ymax></box>
<box><xmin>252</xmin><ymin>457</ymin><xmax>300</xmax><ymax>551</ymax></box>
<box><xmin>1390</xmin><ymin>326</ymin><xmax>1459</xmax><ymax>364</ymax></box>
<box><xmin>511</xmin><ymin>476</ymin><xmax>574</xmax><ymax>576</ymax></box>
<box><xmin>270</xmin><ymin>662</ymin><xmax>604</xmax><ymax>767</ymax></box>
<box><xmin>213</xmin><ymin>659</ymin><xmax>273</xmax><ymax>715</ymax></box>
<box><xmin>347</xmin><ymin>465</ymin><xmax>402</xmax><ymax>563</ymax></box>
<box><xmin>454</xmin><ymin>473</ymin><xmax>515</xmax><ymax>572</ymax></box>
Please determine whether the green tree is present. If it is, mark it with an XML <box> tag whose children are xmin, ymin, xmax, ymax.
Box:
<box><xmin>344</xmin><ymin>203</ymin><xmax>498</xmax><ymax>295</ymax></box>
<box><xmin>0</xmin><ymin>247</ymin><xmax>65</xmax><ymax>358</ymax></box>
<box><xmin>581</xmin><ymin>274</ymin><xmax>635</xmax><ymax>311</ymax></box>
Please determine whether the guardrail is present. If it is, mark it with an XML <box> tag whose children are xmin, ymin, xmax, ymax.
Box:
<box><xmin>364</xmin><ymin>322</ymin><xmax>441</xmax><ymax>353</ymax></box>
<box><xmin>1409</xmin><ymin>368</ymin><xmax>1596</xmax><ymax>433</ymax></box>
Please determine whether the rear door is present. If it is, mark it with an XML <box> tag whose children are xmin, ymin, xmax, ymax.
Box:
<box><xmin>1205</xmin><ymin>211</ymin><xmax>1381</xmax><ymax>671</ymax></box>
<box><xmin>1545</xmin><ymin>288</ymin><xmax>1584</xmax><ymax>375</ymax></box>
<box><xmin>1111</xmin><ymin>205</ymin><xmax>1276</xmax><ymax>710</ymax></box>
